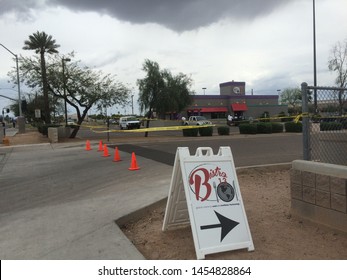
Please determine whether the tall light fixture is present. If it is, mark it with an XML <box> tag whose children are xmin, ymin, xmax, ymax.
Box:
<box><xmin>0</xmin><ymin>43</ymin><xmax>22</xmax><ymax>116</ymax></box>
<box><xmin>202</xmin><ymin>87</ymin><xmax>206</xmax><ymax>95</ymax></box>
<box><xmin>62</xmin><ymin>57</ymin><xmax>71</xmax><ymax>126</ymax></box>
<box><xmin>313</xmin><ymin>0</ymin><xmax>317</xmax><ymax>112</ymax></box>
<box><xmin>131</xmin><ymin>94</ymin><xmax>134</xmax><ymax>115</ymax></box>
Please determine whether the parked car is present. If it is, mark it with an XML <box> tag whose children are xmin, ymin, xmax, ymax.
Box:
<box><xmin>119</xmin><ymin>116</ymin><xmax>141</xmax><ymax>129</ymax></box>
<box><xmin>110</xmin><ymin>118</ymin><xmax>119</xmax><ymax>125</ymax></box>
<box><xmin>67</xmin><ymin>119</ymin><xmax>76</xmax><ymax>125</ymax></box>
<box><xmin>184</xmin><ymin>116</ymin><xmax>212</xmax><ymax>126</ymax></box>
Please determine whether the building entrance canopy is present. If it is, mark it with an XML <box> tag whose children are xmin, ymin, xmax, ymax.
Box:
<box><xmin>188</xmin><ymin>107</ymin><xmax>227</xmax><ymax>113</ymax></box>
<box><xmin>200</xmin><ymin>107</ymin><xmax>227</xmax><ymax>113</ymax></box>
<box><xmin>231</xmin><ymin>103</ymin><xmax>248</xmax><ymax>112</ymax></box>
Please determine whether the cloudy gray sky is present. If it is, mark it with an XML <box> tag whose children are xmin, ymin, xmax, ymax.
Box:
<box><xmin>1</xmin><ymin>0</ymin><xmax>346</xmax><ymax>114</ymax></box>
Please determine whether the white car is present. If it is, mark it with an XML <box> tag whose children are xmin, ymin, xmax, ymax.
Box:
<box><xmin>67</xmin><ymin>119</ymin><xmax>75</xmax><ymax>125</ymax></box>
<box><xmin>119</xmin><ymin>116</ymin><xmax>141</xmax><ymax>129</ymax></box>
<box><xmin>184</xmin><ymin>116</ymin><xmax>212</xmax><ymax>126</ymax></box>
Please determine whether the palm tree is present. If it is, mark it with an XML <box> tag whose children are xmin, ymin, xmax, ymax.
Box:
<box><xmin>23</xmin><ymin>31</ymin><xmax>60</xmax><ymax>124</ymax></box>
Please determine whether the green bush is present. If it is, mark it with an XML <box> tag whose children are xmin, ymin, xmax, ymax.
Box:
<box><xmin>277</xmin><ymin>111</ymin><xmax>286</xmax><ymax>119</ymax></box>
<box><xmin>234</xmin><ymin>120</ymin><xmax>249</xmax><ymax>127</ymax></box>
<box><xmin>311</xmin><ymin>114</ymin><xmax>321</xmax><ymax>123</ymax></box>
<box><xmin>271</xmin><ymin>122</ymin><xmax>284</xmax><ymax>133</ymax></box>
<box><xmin>256</xmin><ymin>122</ymin><xmax>272</xmax><ymax>134</ymax></box>
<box><xmin>260</xmin><ymin>111</ymin><xmax>270</xmax><ymax>122</ymax></box>
<box><xmin>182</xmin><ymin>127</ymin><xmax>199</xmax><ymax>137</ymax></box>
<box><xmin>198</xmin><ymin>126</ymin><xmax>213</xmax><ymax>136</ymax></box>
<box><xmin>320</xmin><ymin>122</ymin><xmax>343</xmax><ymax>131</ymax></box>
<box><xmin>281</xmin><ymin>115</ymin><xmax>294</xmax><ymax>122</ymax></box>
<box><xmin>217</xmin><ymin>126</ymin><xmax>230</xmax><ymax>135</ymax></box>
<box><xmin>239</xmin><ymin>123</ymin><xmax>257</xmax><ymax>134</ymax></box>
<box><xmin>285</xmin><ymin>122</ymin><xmax>302</xmax><ymax>132</ymax></box>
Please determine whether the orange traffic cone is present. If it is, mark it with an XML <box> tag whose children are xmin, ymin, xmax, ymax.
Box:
<box><xmin>113</xmin><ymin>147</ymin><xmax>121</xmax><ymax>162</ymax></box>
<box><xmin>128</xmin><ymin>152</ymin><xmax>140</xmax><ymax>171</ymax></box>
<box><xmin>85</xmin><ymin>140</ymin><xmax>92</xmax><ymax>151</ymax></box>
<box><xmin>97</xmin><ymin>140</ymin><xmax>104</xmax><ymax>152</ymax></box>
<box><xmin>102</xmin><ymin>144</ymin><xmax>110</xmax><ymax>157</ymax></box>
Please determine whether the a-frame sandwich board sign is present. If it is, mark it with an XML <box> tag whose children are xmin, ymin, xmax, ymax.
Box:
<box><xmin>162</xmin><ymin>147</ymin><xmax>254</xmax><ymax>259</ymax></box>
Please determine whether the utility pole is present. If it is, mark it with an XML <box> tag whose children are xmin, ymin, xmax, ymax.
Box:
<box><xmin>313</xmin><ymin>0</ymin><xmax>318</xmax><ymax>113</ymax></box>
<box><xmin>131</xmin><ymin>94</ymin><xmax>134</xmax><ymax>115</ymax></box>
<box><xmin>0</xmin><ymin>43</ymin><xmax>22</xmax><ymax>116</ymax></box>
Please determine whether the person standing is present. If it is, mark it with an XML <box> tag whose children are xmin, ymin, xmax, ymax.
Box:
<box><xmin>227</xmin><ymin>114</ymin><xmax>233</xmax><ymax>126</ymax></box>
<box><xmin>181</xmin><ymin>116</ymin><xmax>186</xmax><ymax>125</ymax></box>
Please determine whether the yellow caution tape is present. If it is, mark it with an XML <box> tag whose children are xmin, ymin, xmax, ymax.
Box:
<box><xmin>293</xmin><ymin>114</ymin><xmax>302</xmax><ymax>123</ymax></box>
<box><xmin>90</xmin><ymin>124</ymin><xmax>215</xmax><ymax>134</ymax></box>
<box><xmin>69</xmin><ymin>112</ymin><xmax>346</xmax><ymax>134</ymax></box>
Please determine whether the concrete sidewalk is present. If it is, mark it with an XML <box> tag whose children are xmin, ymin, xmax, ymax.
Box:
<box><xmin>3</xmin><ymin>128</ymin><xmax>18</xmax><ymax>137</ymax></box>
<box><xmin>0</xmin><ymin>142</ymin><xmax>172</xmax><ymax>259</ymax></box>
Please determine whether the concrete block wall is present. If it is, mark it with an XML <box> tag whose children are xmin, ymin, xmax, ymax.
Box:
<box><xmin>290</xmin><ymin>160</ymin><xmax>347</xmax><ymax>232</ymax></box>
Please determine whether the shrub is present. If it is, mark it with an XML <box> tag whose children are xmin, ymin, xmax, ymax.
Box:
<box><xmin>217</xmin><ymin>126</ymin><xmax>230</xmax><ymax>135</ymax></box>
<box><xmin>198</xmin><ymin>126</ymin><xmax>213</xmax><ymax>136</ymax></box>
<box><xmin>182</xmin><ymin>127</ymin><xmax>199</xmax><ymax>137</ymax></box>
<box><xmin>311</xmin><ymin>114</ymin><xmax>321</xmax><ymax>123</ymax></box>
<box><xmin>277</xmin><ymin>111</ymin><xmax>286</xmax><ymax>122</ymax></box>
<box><xmin>271</xmin><ymin>122</ymin><xmax>284</xmax><ymax>133</ymax></box>
<box><xmin>341</xmin><ymin>120</ymin><xmax>347</xmax><ymax>129</ymax></box>
<box><xmin>281</xmin><ymin>115</ymin><xmax>294</xmax><ymax>122</ymax></box>
<box><xmin>256</xmin><ymin>122</ymin><xmax>272</xmax><ymax>134</ymax></box>
<box><xmin>285</xmin><ymin>122</ymin><xmax>302</xmax><ymax>132</ymax></box>
<box><xmin>260</xmin><ymin>111</ymin><xmax>270</xmax><ymax>122</ymax></box>
<box><xmin>239</xmin><ymin>123</ymin><xmax>257</xmax><ymax>134</ymax></box>
<box><xmin>320</xmin><ymin>122</ymin><xmax>343</xmax><ymax>131</ymax></box>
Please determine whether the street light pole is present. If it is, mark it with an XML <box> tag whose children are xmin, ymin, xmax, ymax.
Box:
<box><xmin>62</xmin><ymin>57</ymin><xmax>71</xmax><ymax>126</ymax></box>
<box><xmin>313</xmin><ymin>0</ymin><xmax>318</xmax><ymax>113</ymax></box>
<box><xmin>202</xmin><ymin>87</ymin><xmax>206</xmax><ymax>95</ymax></box>
<box><xmin>131</xmin><ymin>94</ymin><xmax>134</xmax><ymax>115</ymax></box>
<box><xmin>0</xmin><ymin>43</ymin><xmax>22</xmax><ymax>116</ymax></box>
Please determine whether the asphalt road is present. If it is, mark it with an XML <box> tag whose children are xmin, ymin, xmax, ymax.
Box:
<box><xmin>0</xmin><ymin>133</ymin><xmax>302</xmax><ymax>216</ymax></box>
<box><xmin>0</xmin><ymin>132</ymin><xmax>302</xmax><ymax>259</ymax></box>
<box><xmin>77</xmin><ymin>124</ymin><xmax>302</xmax><ymax>168</ymax></box>
<box><xmin>113</xmin><ymin>133</ymin><xmax>303</xmax><ymax>167</ymax></box>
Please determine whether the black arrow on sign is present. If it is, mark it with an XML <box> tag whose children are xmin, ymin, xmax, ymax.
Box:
<box><xmin>200</xmin><ymin>211</ymin><xmax>239</xmax><ymax>242</ymax></box>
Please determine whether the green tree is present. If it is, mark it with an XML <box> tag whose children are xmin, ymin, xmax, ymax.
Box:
<box><xmin>161</xmin><ymin>70</ymin><xmax>194</xmax><ymax>115</ymax></box>
<box><xmin>328</xmin><ymin>38</ymin><xmax>347</xmax><ymax>115</ymax></box>
<box><xmin>137</xmin><ymin>59</ymin><xmax>193</xmax><ymax>136</ymax></box>
<box><xmin>10</xmin><ymin>91</ymin><xmax>63</xmax><ymax>123</ymax></box>
<box><xmin>23</xmin><ymin>31</ymin><xmax>60</xmax><ymax>124</ymax></box>
<box><xmin>280</xmin><ymin>88</ymin><xmax>302</xmax><ymax>114</ymax></box>
<box><xmin>9</xmin><ymin>53</ymin><xmax>130</xmax><ymax>138</ymax></box>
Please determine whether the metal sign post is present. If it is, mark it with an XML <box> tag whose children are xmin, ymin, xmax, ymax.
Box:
<box><xmin>163</xmin><ymin>146</ymin><xmax>254</xmax><ymax>259</ymax></box>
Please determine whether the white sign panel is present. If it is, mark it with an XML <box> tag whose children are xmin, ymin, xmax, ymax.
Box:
<box><xmin>163</xmin><ymin>147</ymin><xmax>254</xmax><ymax>259</ymax></box>
<box><xmin>35</xmin><ymin>109</ymin><xmax>41</xmax><ymax>118</ymax></box>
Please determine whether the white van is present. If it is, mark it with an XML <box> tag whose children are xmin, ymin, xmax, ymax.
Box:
<box><xmin>119</xmin><ymin>116</ymin><xmax>141</xmax><ymax>130</ymax></box>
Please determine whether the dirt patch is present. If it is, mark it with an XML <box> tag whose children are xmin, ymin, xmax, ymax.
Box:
<box><xmin>6</xmin><ymin>130</ymin><xmax>49</xmax><ymax>145</ymax></box>
<box><xmin>120</xmin><ymin>169</ymin><xmax>347</xmax><ymax>260</ymax></box>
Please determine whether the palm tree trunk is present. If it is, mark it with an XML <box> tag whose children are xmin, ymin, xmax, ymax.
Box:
<box><xmin>40</xmin><ymin>51</ymin><xmax>51</xmax><ymax>124</ymax></box>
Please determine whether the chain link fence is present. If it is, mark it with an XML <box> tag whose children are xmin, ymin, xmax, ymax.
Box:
<box><xmin>301</xmin><ymin>83</ymin><xmax>347</xmax><ymax>165</ymax></box>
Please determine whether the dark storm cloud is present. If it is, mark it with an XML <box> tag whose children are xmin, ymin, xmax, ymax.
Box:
<box><xmin>48</xmin><ymin>0</ymin><xmax>294</xmax><ymax>31</ymax></box>
<box><xmin>1</xmin><ymin>0</ymin><xmax>44</xmax><ymax>18</ymax></box>
<box><xmin>2</xmin><ymin>0</ymin><xmax>297</xmax><ymax>31</ymax></box>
